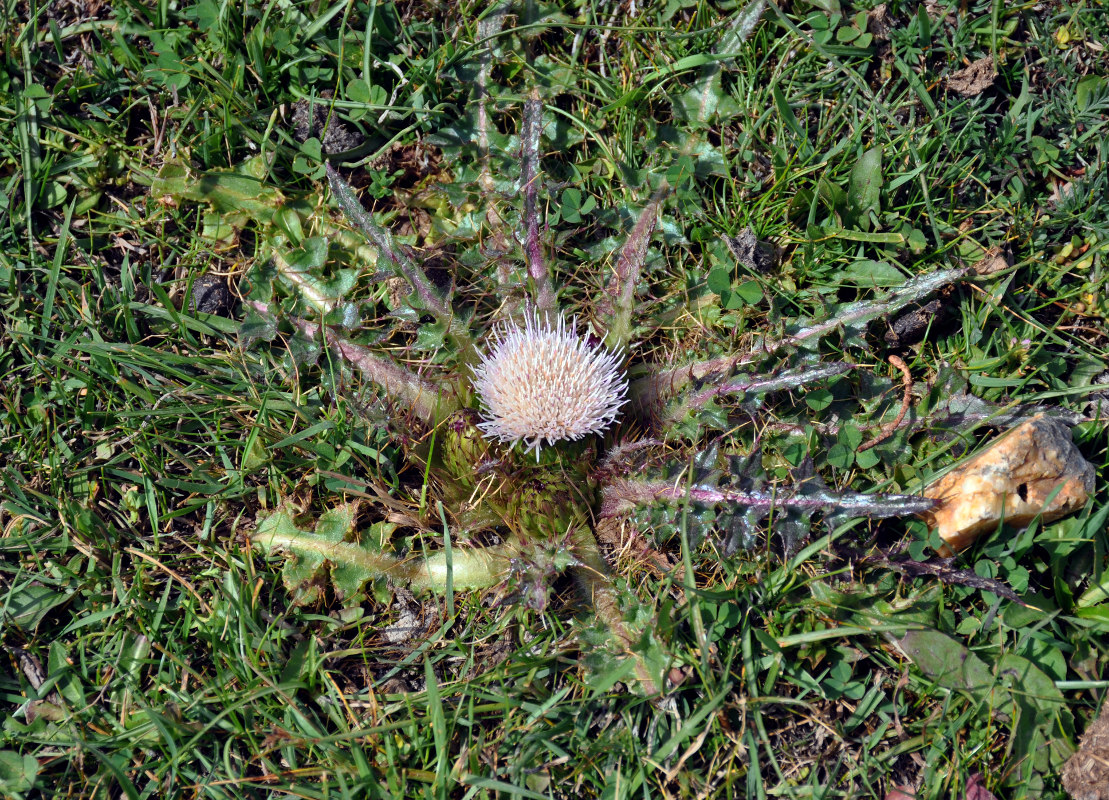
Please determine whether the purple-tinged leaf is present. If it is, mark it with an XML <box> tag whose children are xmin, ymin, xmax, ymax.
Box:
<box><xmin>520</xmin><ymin>89</ymin><xmax>556</xmax><ymax>315</ymax></box>
<box><xmin>925</xmin><ymin>366</ymin><xmax>1090</xmax><ymax>429</ymax></box>
<box><xmin>964</xmin><ymin>774</ymin><xmax>1000</xmax><ymax>800</ymax></box>
<box><xmin>326</xmin><ymin>164</ymin><xmax>452</xmax><ymax>321</ymax></box>
<box><xmin>661</xmin><ymin>361</ymin><xmax>858</xmax><ymax>425</ymax></box>
<box><xmin>246</xmin><ymin>300</ymin><xmax>454</xmax><ymax>424</ymax></box>
<box><xmin>603</xmin><ymin>187</ymin><xmax>668</xmax><ymax>351</ymax></box>
<box><xmin>635</xmin><ymin>265</ymin><xmax>970</xmax><ymax>407</ymax></box>
<box><xmin>601</xmin><ymin>478</ymin><xmax>935</xmax><ymax>521</ymax></box>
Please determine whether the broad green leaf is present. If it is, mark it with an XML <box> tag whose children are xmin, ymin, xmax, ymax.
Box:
<box><xmin>805</xmin><ymin>387</ymin><xmax>834</xmax><ymax>411</ymax></box>
<box><xmin>0</xmin><ymin>750</ymin><xmax>38</xmax><ymax>795</ymax></box>
<box><xmin>49</xmin><ymin>642</ymin><xmax>85</xmax><ymax>708</ymax></box>
<box><xmin>899</xmin><ymin>630</ymin><xmax>1075</xmax><ymax>787</ymax></box>
<box><xmin>1076</xmin><ymin>76</ymin><xmax>1107</xmax><ymax>110</ymax></box>
<box><xmin>826</xmin><ymin>442</ymin><xmax>854</xmax><ymax>469</ymax></box>
<box><xmin>323</xmin><ymin>301</ymin><xmax>361</xmax><ymax>329</ymax></box>
<box><xmin>996</xmin><ymin>652</ymin><xmax>1074</xmax><ymax>781</ymax></box>
<box><xmin>848</xmin><ymin>146</ymin><xmax>882</xmax><ymax>217</ymax></box>
<box><xmin>274</xmin><ymin>240</ymin><xmax>336</xmax><ymax>314</ymax></box>
<box><xmin>151</xmin><ymin>157</ymin><xmax>283</xmax><ymax>228</ymax></box>
<box><xmin>898</xmin><ymin>629</ymin><xmax>998</xmax><ymax>704</ymax></box>
<box><xmin>414</xmin><ymin>318</ymin><xmax>449</xmax><ymax>351</ymax></box>
<box><xmin>707</xmin><ymin>267</ymin><xmax>731</xmax><ymax>294</ymax></box>
<box><xmin>734</xmin><ymin>279</ymin><xmax>763</xmax><ymax>304</ymax></box>
<box><xmin>285</xmin><ymin>236</ymin><xmax>328</xmax><ymax>272</ymax></box>
<box><xmin>241</xmin><ymin>438</ymin><xmax>268</xmax><ymax>473</ymax></box>
<box><xmin>832</xmin><ymin>259</ymin><xmax>905</xmax><ymax>288</ymax></box>
<box><xmin>855</xmin><ymin>448</ymin><xmax>880</xmax><ymax>469</ymax></box>
<box><xmin>3</xmin><ymin>583</ymin><xmax>70</xmax><ymax>631</ymax></box>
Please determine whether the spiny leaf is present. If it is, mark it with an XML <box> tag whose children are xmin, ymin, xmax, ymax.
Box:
<box><xmin>603</xmin><ymin>187</ymin><xmax>667</xmax><ymax>351</ymax></box>
<box><xmin>601</xmin><ymin>478</ymin><xmax>935</xmax><ymax>522</ymax></box>
<box><xmin>780</xmin><ymin>265</ymin><xmax>967</xmax><ymax>351</ymax></box>
<box><xmin>326</xmin><ymin>164</ymin><xmax>452</xmax><ymax>321</ymax></box>
<box><xmin>151</xmin><ymin>157</ymin><xmax>284</xmax><ymax>228</ymax></box>
<box><xmin>637</xmin><ymin>264</ymin><xmax>971</xmax><ymax>405</ymax></box>
<box><xmin>520</xmin><ymin>89</ymin><xmax>556</xmax><ymax>315</ymax></box>
<box><xmin>254</xmin><ymin>506</ymin><xmax>513</xmax><ymax>598</ymax></box>
<box><xmin>717</xmin><ymin>0</ymin><xmax>767</xmax><ymax>55</ymax></box>
<box><xmin>246</xmin><ymin>300</ymin><xmax>453</xmax><ymax>425</ymax></box>
<box><xmin>272</xmin><ymin>239</ymin><xmax>339</xmax><ymax>315</ymax></box>
<box><xmin>663</xmin><ymin>361</ymin><xmax>859</xmax><ymax>426</ymax></box>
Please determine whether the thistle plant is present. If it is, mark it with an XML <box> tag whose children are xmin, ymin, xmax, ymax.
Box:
<box><xmin>216</xmin><ymin>2</ymin><xmax>990</xmax><ymax>693</ymax></box>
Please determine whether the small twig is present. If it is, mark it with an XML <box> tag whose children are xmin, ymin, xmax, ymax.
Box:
<box><xmin>125</xmin><ymin>546</ymin><xmax>213</xmax><ymax>615</ymax></box>
<box><xmin>870</xmin><ymin>553</ymin><xmax>1029</xmax><ymax>606</ymax></box>
<box><xmin>859</xmin><ymin>355</ymin><xmax>912</xmax><ymax>452</ymax></box>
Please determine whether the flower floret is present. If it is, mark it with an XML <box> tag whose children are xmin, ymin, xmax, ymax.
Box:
<box><xmin>472</xmin><ymin>310</ymin><xmax>628</xmax><ymax>456</ymax></box>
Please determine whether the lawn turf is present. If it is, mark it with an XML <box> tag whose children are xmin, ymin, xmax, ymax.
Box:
<box><xmin>2</xmin><ymin>1</ymin><xmax>1109</xmax><ymax>798</ymax></box>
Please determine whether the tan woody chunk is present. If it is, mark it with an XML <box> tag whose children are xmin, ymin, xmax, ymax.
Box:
<box><xmin>920</xmin><ymin>415</ymin><xmax>1094</xmax><ymax>555</ymax></box>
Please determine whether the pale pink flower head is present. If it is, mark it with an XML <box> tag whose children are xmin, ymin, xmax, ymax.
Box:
<box><xmin>472</xmin><ymin>309</ymin><xmax>628</xmax><ymax>458</ymax></box>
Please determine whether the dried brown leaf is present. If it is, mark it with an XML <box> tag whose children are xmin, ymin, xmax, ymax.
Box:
<box><xmin>947</xmin><ymin>57</ymin><xmax>997</xmax><ymax>97</ymax></box>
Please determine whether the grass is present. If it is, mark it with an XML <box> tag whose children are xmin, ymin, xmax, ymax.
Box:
<box><xmin>2</xmin><ymin>0</ymin><xmax>1108</xmax><ymax>798</ymax></box>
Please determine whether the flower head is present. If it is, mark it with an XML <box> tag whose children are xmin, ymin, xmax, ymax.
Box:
<box><xmin>472</xmin><ymin>309</ymin><xmax>628</xmax><ymax>457</ymax></box>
